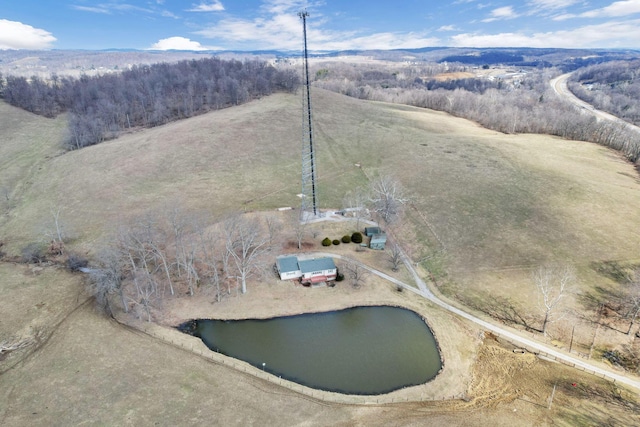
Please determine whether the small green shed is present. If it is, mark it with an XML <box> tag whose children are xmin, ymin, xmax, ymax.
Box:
<box><xmin>365</xmin><ymin>227</ymin><xmax>387</xmax><ymax>250</ymax></box>
<box><xmin>369</xmin><ymin>232</ymin><xmax>387</xmax><ymax>250</ymax></box>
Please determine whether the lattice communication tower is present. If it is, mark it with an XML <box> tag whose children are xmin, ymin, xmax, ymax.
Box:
<box><xmin>299</xmin><ymin>10</ymin><xmax>319</xmax><ymax>220</ymax></box>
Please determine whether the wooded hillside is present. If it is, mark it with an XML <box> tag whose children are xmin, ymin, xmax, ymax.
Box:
<box><xmin>311</xmin><ymin>61</ymin><xmax>640</xmax><ymax>163</ymax></box>
<box><xmin>569</xmin><ymin>60</ymin><xmax>640</xmax><ymax>127</ymax></box>
<box><xmin>0</xmin><ymin>57</ymin><xmax>299</xmax><ymax>149</ymax></box>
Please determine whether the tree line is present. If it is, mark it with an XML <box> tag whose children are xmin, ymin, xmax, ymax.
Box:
<box><xmin>87</xmin><ymin>208</ymin><xmax>273</xmax><ymax>321</ymax></box>
<box><xmin>0</xmin><ymin>57</ymin><xmax>300</xmax><ymax>150</ymax></box>
<box><xmin>312</xmin><ymin>61</ymin><xmax>640</xmax><ymax>164</ymax></box>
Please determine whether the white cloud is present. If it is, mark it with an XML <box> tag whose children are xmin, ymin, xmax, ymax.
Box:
<box><xmin>262</xmin><ymin>0</ymin><xmax>305</xmax><ymax>14</ymax></box>
<box><xmin>161</xmin><ymin>10</ymin><xmax>180</xmax><ymax>19</ymax></box>
<box><xmin>73</xmin><ymin>2</ymin><xmax>175</xmax><ymax>16</ymax></box>
<box><xmin>313</xmin><ymin>32</ymin><xmax>440</xmax><ymax>51</ymax></box>
<box><xmin>71</xmin><ymin>5</ymin><xmax>111</xmax><ymax>14</ymax></box>
<box><xmin>552</xmin><ymin>13</ymin><xmax>577</xmax><ymax>21</ymax></box>
<box><xmin>581</xmin><ymin>0</ymin><xmax>640</xmax><ymax>18</ymax></box>
<box><xmin>438</xmin><ymin>25</ymin><xmax>459</xmax><ymax>31</ymax></box>
<box><xmin>197</xmin><ymin>18</ymin><xmax>439</xmax><ymax>51</ymax></box>
<box><xmin>0</xmin><ymin>19</ymin><xmax>56</xmax><ymax>49</ymax></box>
<box><xmin>188</xmin><ymin>1</ymin><xmax>225</xmax><ymax>12</ymax></box>
<box><xmin>449</xmin><ymin>19</ymin><xmax>640</xmax><ymax>48</ymax></box>
<box><xmin>148</xmin><ymin>36</ymin><xmax>218</xmax><ymax>51</ymax></box>
<box><xmin>527</xmin><ymin>0</ymin><xmax>580</xmax><ymax>10</ymax></box>
<box><xmin>196</xmin><ymin>12</ymin><xmax>303</xmax><ymax>49</ymax></box>
<box><xmin>551</xmin><ymin>0</ymin><xmax>640</xmax><ymax>20</ymax></box>
<box><xmin>482</xmin><ymin>6</ymin><xmax>519</xmax><ymax>22</ymax></box>
<box><xmin>194</xmin><ymin>0</ymin><xmax>439</xmax><ymax>50</ymax></box>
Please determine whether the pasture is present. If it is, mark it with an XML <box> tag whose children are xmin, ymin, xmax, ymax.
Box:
<box><xmin>2</xmin><ymin>88</ymin><xmax>640</xmax><ymax>425</ymax></box>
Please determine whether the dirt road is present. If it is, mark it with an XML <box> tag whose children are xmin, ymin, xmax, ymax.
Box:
<box><xmin>316</xmin><ymin>251</ymin><xmax>640</xmax><ymax>392</ymax></box>
<box><xmin>550</xmin><ymin>73</ymin><xmax>640</xmax><ymax>136</ymax></box>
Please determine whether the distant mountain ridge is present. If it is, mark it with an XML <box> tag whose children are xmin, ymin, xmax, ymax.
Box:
<box><xmin>1</xmin><ymin>47</ymin><xmax>639</xmax><ymax>78</ymax></box>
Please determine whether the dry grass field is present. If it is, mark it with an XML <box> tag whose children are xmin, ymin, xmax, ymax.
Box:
<box><xmin>2</xmin><ymin>87</ymin><xmax>640</xmax><ymax>425</ymax></box>
<box><xmin>1</xmin><ymin>265</ymin><xmax>639</xmax><ymax>427</ymax></box>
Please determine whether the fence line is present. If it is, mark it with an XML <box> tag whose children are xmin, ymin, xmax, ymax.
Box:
<box><xmin>489</xmin><ymin>330</ymin><xmax>628</xmax><ymax>387</ymax></box>
<box><xmin>119</xmin><ymin>317</ymin><xmax>466</xmax><ymax>406</ymax></box>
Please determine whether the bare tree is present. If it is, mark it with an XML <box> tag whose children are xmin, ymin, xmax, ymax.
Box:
<box><xmin>265</xmin><ymin>214</ymin><xmax>282</xmax><ymax>249</ymax></box>
<box><xmin>220</xmin><ymin>232</ymin><xmax>233</xmax><ymax>294</ymax></box>
<box><xmin>184</xmin><ymin>239</ymin><xmax>201</xmax><ymax>297</ymax></box>
<box><xmin>623</xmin><ymin>269</ymin><xmax>640</xmax><ymax>335</ymax></box>
<box><xmin>344</xmin><ymin>260</ymin><xmax>369</xmax><ymax>289</ymax></box>
<box><xmin>387</xmin><ymin>243</ymin><xmax>403</xmax><ymax>272</ymax></box>
<box><xmin>133</xmin><ymin>271</ymin><xmax>158</xmax><ymax>322</ymax></box>
<box><xmin>44</xmin><ymin>205</ymin><xmax>67</xmax><ymax>255</ymax></box>
<box><xmin>89</xmin><ymin>246</ymin><xmax>127</xmax><ymax>315</ymax></box>
<box><xmin>533</xmin><ymin>265</ymin><xmax>575</xmax><ymax>336</ymax></box>
<box><xmin>342</xmin><ymin>188</ymin><xmax>369</xmax><ymax>230</ymax></box>
<box><xmin>293</xmin><ymin>217</ymin><xmax>308</xmax><ymax>250</ymax></box>
<box><xmin>224</xmin><ymin>214</ymin><xmax>269</xmax><ymax>294</ymax></box>
<box><xmin>115</xmin><ymin>218</ymin><xmax>165</xmax><ymax>320</ymax></box>
<box><xmin>368</xmin><ymin>175</ymin><xmax>409</xmax><ymax>225</ymax></box>
<box><xmin>125</xmin><ymin>214</ymin><xmax>175</xmax><ymax>297</ymax></box>
<box><xmin>146</xmin><ymin>237</ymin><xmax>174</xmax><ymax>297</ymax></box>
<box><xmin>196</xmin><ymin>226</ymin><xmax>223</xmax><ymax>302</ymax></box>
<box><xmin>168</xmin><ymin>206</ymin><xmax>188</xmax><ymax>278</ymax></box>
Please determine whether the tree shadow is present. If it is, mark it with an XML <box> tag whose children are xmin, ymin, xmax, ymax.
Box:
<box><xmin>465</xmin><ymin>295</ymin><xmax>539</xmax><ymax>332</ymax></box>
<box><xmin>589</xmin><ymin>260</ymin><xmax>633</xmax><ymax>284</ymax></box>
<box><xmin>578</xmin><ymin>285</ymin><xmax>630</xmax><ymax>334</ymax></box>
<box><xmin>551</xmin><ymin>378</ymin><xmax>640</xmax><ymax>426</ymax></box>
<box><xmin>582</xmin><ymin>260</ymin><xmax>637</xmax><ymax>334</ymax></box>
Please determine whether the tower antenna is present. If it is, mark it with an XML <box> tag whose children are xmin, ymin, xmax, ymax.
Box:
<box><xmin>298</xmin><ymin>10</ymin><xmax>319</xmax><ymax>220</ymax></box>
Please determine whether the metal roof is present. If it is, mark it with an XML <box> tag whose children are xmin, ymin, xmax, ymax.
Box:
<box><xmin>365</xmin><ymin>227</ymin><xmax>382</xmax><ymax>236</ymax></box>
<box><xmin>298</xmin><ymin>257</ymin><xmax>336</xmax><ymax>273</ymax></box>
<box><xmin>370</xmin><ymin>233</ymin><xmax>387</xmax><ymax>243</ymax></box>
<box><xmin>276</xmin><ymin>256</ymin><xmax>300</xmax><ymax>273</ymax></box>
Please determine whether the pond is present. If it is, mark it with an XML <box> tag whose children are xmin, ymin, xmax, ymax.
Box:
<box><xmin>180</xmin><ymin>305</ymin><xmax>442</xmax><ymax>395</ymax></box>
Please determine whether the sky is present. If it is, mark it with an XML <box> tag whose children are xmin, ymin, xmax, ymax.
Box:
<box><xmin>1</xmin><ymin>0</ymin><xmax>640</xmax><ymax>51</ymax></box>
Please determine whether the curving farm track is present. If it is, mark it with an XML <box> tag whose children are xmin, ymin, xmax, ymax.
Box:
<box><xmin>313</xmin><ymin>250</ymin><xmax>640</xmax><ymax>392</ymax></box>
<box><xmin>551</xmin><ymin>73</ymin><xmax>640</xmax><ymax>136</ymax></box>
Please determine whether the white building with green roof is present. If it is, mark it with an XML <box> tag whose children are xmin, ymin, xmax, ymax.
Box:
<box><xmin>276</xmin><ymin>255</ymin><xmax>337</xmax><ymax>284</ymax></box>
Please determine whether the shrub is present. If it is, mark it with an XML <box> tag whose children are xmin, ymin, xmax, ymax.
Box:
<box><xmin>341</xmin><ymin>235</ymin><xmax>351</xmax><ymax>243</ymax></box>
<box><xmin>21</xmin><ymin>242</ymin><xmax>46</xmax><ymax>263</ymax></box>
<box><xmin>332</xmin><ymin>239</ymin><xmax>341</xmax><ymax>245</ymax></box>
<box><xmin>67</xmin><ymin>252</ymin><xmax>89</xmax><ymax>272</ymax></box>
<box><xmin>351</xmin><ymin>232</ymin><xmax>363</xmax><ymax>244</ymax></box>
<box><xmin>321</xmin><ymin>237</ymin><xmax>332</xmax><ymax>246</ymax></box>
<box><xmin>336</xmin><ymin>272</ymin><xmax>345</xmax><ymax>282</ymax></box>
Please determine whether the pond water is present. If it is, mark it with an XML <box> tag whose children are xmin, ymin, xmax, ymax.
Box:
<box><xmin>183</xmin><ymin>305</ymin><xmax>442</xmax><ymax>395</ymax></box>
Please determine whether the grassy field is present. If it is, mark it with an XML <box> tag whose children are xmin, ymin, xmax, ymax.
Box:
<box><xmin>2</xmin><ymin>259</ymin><xmax>639</xmax><ymax>427</ymax></box>
<box><xmin>2</xmin><ymin>88</ymin><xmax>640</xmax><ymax>424</ymax></box>
<box><xmin>4</xmin><ymin>89</ymin><xmax>640</xmax><ymax>264</ymax></box>
<box><xmin>4</xmin><ymin>88</ymin><xmax>640</xmax><ymax>314</ymax></box>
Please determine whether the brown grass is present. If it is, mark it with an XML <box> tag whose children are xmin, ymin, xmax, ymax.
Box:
<box><xmin>3</xmin><ymin>88</ymin><xmax>640</xmax><ymax>424</ymax></box>
<box><xmin>4</xmin><ymin>90</ymin><xmax>640</xmax><ymax>289</ymax></box>
<box><xmin>2</xmin><ymin>260</ymin><xmax>638</xmax><ymax>426</ymax></box>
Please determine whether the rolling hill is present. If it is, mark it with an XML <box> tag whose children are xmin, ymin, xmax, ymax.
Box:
<box><xmin>2</xmin><ymin>87</ymin><xmax>640</xmax><ymax>292</ymax></box>
<box><xmin>3</xmin><ymin>87</ymin><xmax>640</xmax><ymax>425</ymax></box>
